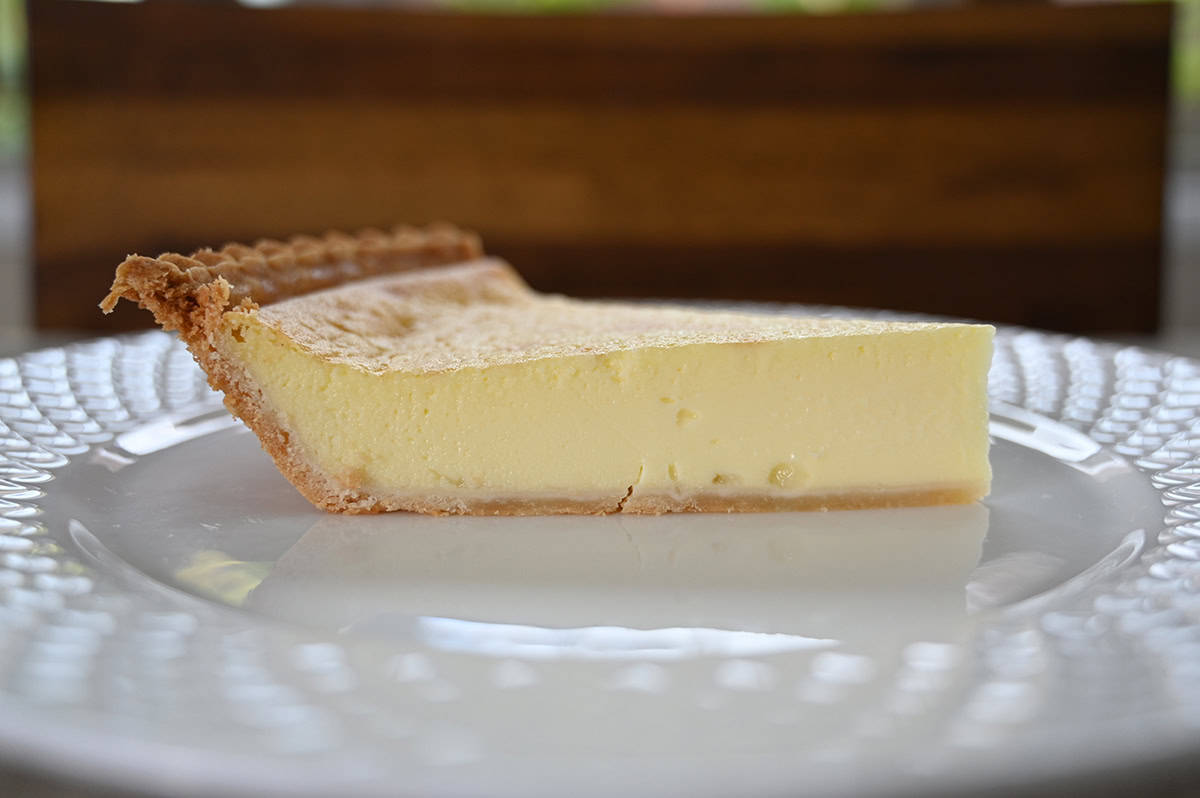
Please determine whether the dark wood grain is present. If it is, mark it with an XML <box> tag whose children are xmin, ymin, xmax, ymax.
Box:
<box><xmin>501</xmin><ymin>239</ymin><xmax>1161</xmax><ymax>333</ymax></box>
<box><xmin>30</xmin><ymin>0</ymin><xmax>1170</xmax><ymax>332</ymax></box>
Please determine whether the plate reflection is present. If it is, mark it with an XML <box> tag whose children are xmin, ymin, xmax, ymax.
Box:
<box><xmin>242</xmin><ymin>506</ymin><xmax>988</xmax><ymax>658</ymax></box>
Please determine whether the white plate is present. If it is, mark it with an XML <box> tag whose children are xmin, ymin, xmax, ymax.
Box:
<box><xmin>1</xmin><ymin>324</ymin><xmax>1199</xmax><ymax>797</ymax></box>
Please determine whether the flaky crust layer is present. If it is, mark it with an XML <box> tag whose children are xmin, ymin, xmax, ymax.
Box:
<box><xmin>101</xmin><ymin>224</ymin><xmax>483</xmax><ymax>342</ymax></box>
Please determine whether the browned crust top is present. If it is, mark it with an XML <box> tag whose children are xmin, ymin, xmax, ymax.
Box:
<box><xmin>99</xmin><ymin>224</ymin><xmax>483</xmax><ymax>346</ymax></box>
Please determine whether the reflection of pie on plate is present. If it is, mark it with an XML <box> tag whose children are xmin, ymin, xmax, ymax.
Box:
<box><xmin>245</xmin><ymin>506</ymin><xmax>989</xmax><ymax>642</ymax></box>
<box><xmin>102</xmin><ymin>225</ymin><xmax>993</xmax><ymax>516</ymax></box>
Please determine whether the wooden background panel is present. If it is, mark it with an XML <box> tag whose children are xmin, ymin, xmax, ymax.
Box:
<box><xmin>30</xmin><ymin>0</ymin><xmax>1170</xmax><ymax>332</ymax></box>
<box><xmin>34</xmin><ymin>102</ymin><xmax>1161</xmax><ymax>246</ymax></box>
<box><xmin>31</xmin><ymin>3</ymin><xmax>1170</xmax><ymax>105</ymax></box>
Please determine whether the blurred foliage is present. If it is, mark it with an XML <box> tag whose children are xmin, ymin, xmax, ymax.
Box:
<box><xmin>443</xmin><ymin>0</ymin><xmax>633</xmax><ymax>12</ymax></box>
<box><xmin>0</xmin><ymin>0</ymin><xmax>26</xmax><ymax>160</ymax></box>
<box><xmin>1180</xmin><ymin>0</ymin><xmax>1200</xmax><ymax>102</ymax></box>
<box><xmin>0</xmin><ymin>0</ymin><xmax>21</xmax><ymax>82</ymax></box>
<box><xmin>442</xmin><ymin>0</ymin><xmax>907</xmax><ymax>11</ymax></box>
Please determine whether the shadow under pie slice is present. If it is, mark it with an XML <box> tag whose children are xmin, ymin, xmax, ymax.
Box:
<box><xmin>102</xmin><ymin>225</ymin><xmax>993</xmax><ymax>515</ymax></box>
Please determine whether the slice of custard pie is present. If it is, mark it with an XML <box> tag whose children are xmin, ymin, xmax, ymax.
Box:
<box><xmin>102</xmin><ymin>225</ymin><xmax>992</xmax><ymax>515</ymax></box>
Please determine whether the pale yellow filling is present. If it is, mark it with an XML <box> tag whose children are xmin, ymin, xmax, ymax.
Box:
<box><xmin>219</xmin><ymin>316</ymin><xmax>993</xmax><ymax>503</ymax></box>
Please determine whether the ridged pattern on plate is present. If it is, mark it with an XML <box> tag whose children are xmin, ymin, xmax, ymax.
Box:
<box><xmin>0</xmin><ymin>327</ymin><xmax>1199</xmax><ymax>796</ymax></box>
